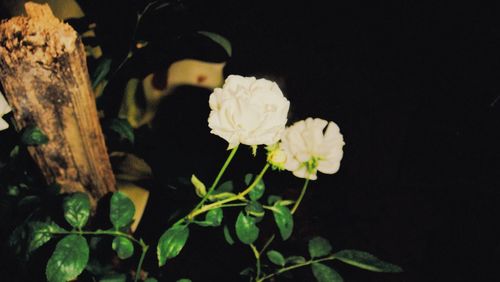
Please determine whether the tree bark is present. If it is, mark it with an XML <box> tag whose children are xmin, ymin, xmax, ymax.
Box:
<box><xmin>0</xmin><ymin>2</ymin><xmax>116</xmax><ymax>204</ymax></box>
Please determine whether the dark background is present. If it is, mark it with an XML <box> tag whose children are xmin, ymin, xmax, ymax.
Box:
<box><xmin>2</xmin><ymin>1</ymin><xmax>500</xmax><ymax>281</ymax></box>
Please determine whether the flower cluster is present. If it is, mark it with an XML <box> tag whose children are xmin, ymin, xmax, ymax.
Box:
<box><xmin>208</xmin><ymin>76</ymin><xmax>345</xmax><ymax>180</ymax></box>
<box><xmin>0</xmin><ymin>91</ymin><xmax>11</xmax><ymax>131</ymax></box>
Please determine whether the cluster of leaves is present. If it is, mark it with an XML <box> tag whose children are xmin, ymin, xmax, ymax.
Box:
<box><xmin>261</xmin><ymin>237</ymin><xmax>402</xmax><ymax>282</ymax></box>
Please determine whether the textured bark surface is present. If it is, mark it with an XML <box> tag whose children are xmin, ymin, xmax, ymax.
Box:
<box><xmin>0</xmin><ymin>2</ymin><xmax>116</xmax><ymax>204</ymax></box>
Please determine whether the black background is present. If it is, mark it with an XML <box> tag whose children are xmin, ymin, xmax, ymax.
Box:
<box><xmin>2</xmin><ymin>1</ymin><xmax>500</xmax><ymax>281</ymax></box>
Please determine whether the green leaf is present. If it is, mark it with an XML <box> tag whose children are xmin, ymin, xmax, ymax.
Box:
<box><xmin>333</xmin><ymin>250</ymin><xmax>403</xmax><ymax>273</ymax></box>
<box><xmin>266</xmin><ymin>250</ymin><xmax>285</xmax><ymax>266</ymax></box>
<box><xmin>198</xmin><ymin>31</ymin><xmax>232</xmax><ymax>57</ymax></box>
<box><xmin>285</xmin><ymin>255</ymin><xmax>306</xmax><ymax>265</ymax></box>
<box><xmin>235</xmin><ymin>212</ymin><xmax>259</xmax><ymax>244</ymax></box>
<box><xmin>157</xmin><ymin>225</ymin><xmax>190</xmax><ymax>266</ymax></box>
<box><xmin>272</xmin><ymin>204</ymin><xmax>293</xmax><ymax>240</ymax></box>
<box><xmin>311</xmin><ymin>263</ymin><xmax>343</xmax><ymax>282</ymax></box>
<box><xmin>110</xmin><ymin>191</ymin><xmax>135</xmax><ymax>230</ymax></box>
<box><xmin>216</xmin><ymin>180</ymin><xmax>234</xmax><ymax>193</ymax></box>
<box><xmin>223</xmin><ymin>225</ymin><xmax>234</xmax><ymax>245</ymax></box>
<box><xmin>9</xmin><ymin>145</ymin><xmax>19</xmax><ymax>159</ymax></box>
<box><xmin>267</xmin><ymin>195</ymin><xmax>282</xmax><ymax>206</ymax></box>
<box><xmin>176</xmin><ymin>279</ymin><xmax>192</xmax><ymax>282</ymax></box>
<box><xmin>191</xmin><ymin>174</ymin><xmax>207</xmax><ymax>198</ymax></box>
<box><xmin>29</xmin><ymin>221</ymin><xmax>65</xmax><ymax>253</ymax></box>
<box><xmin>46</xmin><ymin>235</ymin><xmax>89</xmax><ymax>282</ymax></box>
<box><xmin>245</xmin><ymin>201</ymin><xmax>265</xmax><ymax>218</ymax></box>
<box><xmin>99</xmin><ymin>273</ymin><xmax>126</xmax><ymax>282</ymax></box>
<box><xmin>63</xmin><ymin>193</ymin><xmax>91</xmax><ymax>229</ymax></box>
<box><xmin>239</xmin><ymin>267</ymin><xmax>254</xmax><ymax>276</ymax></box>
<box><xmin>112</xmin><ymin>237</ymin><xmax>134</xmax><ymax>259</ymax></box>
<box><xmin>91</xmin><ymin>58</ymin><xmax>112</xmax><ymax>88</ymax></box>
<box><xmin>244</xmin><ymin>173</ymin><xmax>265</xmax><ymax>200</ymax></box>
<box><xmin>308</xmin><ymin>237</ymin><xmax>332</xmax><ymax>258</ymax></box>
<box><xmin>195</xmin><ymin>208</ymin><xmax>223</xmax><ymax>227</ymax></box>
<box><xmin>109</xmin><ymin>118</ymin><xmax>134</xmax><ymax>144</ymax></box>
<box><xmin>21</xmin><ymin>126</ymin><xmax>49</xmax><ymax>145</ymax></box>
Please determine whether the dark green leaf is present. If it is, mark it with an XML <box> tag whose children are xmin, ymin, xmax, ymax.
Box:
<box><xmin>195</xmin><ymin>208</ymin><xmax>223</xmax><ymax>227</ymax></box>
<box><xmin>7</xmin><ymin>185</ymin><xmax>19</xmax><ymax>196</ymax></box>
<box><xmin>157</xmin><ymin>225</ymin><xmax>190</xmax><ymax>266</ymax></box>
<box><xmin>272</xmin><ymin>205</ymin><xmax>293</xmax><ymax>240</ymax></box>
<box><xmin>267</xmin><ymin>195</ymin><xmax>282</xmax><ymax>206</ymax></box>
<box><xmin>239</xmin><ymin>267</ymin><xmax>254</xmax><ymax>276</ymax></box>
<box><xmin>176</xmin><ymin>279</ymin><xmax>191</xmax><ymax>282</ymax></box>
<box><xmin>249</xmin><ymin>179</ymin><xmax>265</xmax><ymax>201</ymax></box>
<box><xmin>333</xmin><ymin>250</ymin><xmax>403</xmax><ymax>272</ymax></box>
<box><xmin>99</xmin><ymin>273</ymin><xmax>126</xmax><ymax>282</ymax></box>
<box><xmin>198</xmin><ymin>31</ymin><xmax>232</xmax><ymax>57</ymax></box>
<box><xmin>21</xmin><ymin>126</ymin><xmax>49</xmax><ymax>145</ymax></box>
<box><xmin>311</xmin><ymin>263</ymin><xmax>343</xmax><ymax>282</ymax></box>
<box><xmin>46</xmin><ymin>235</ymin><xmax>89</xmax><ymax>282</ymax></box>
<box><xmin>191</xmin><ymin>174</ymin><xmax>206</xmax><ymax>198</ymax></box>
<box><xmin>285</xmin><ymin>255</ymin><xmax>306</xmax><ymax>265</ymax></box>
<box><xmin>109</xmin><ymin>119</ymin><xmax>134</xmax><ymax>144</ymax></box>
<box><xmin>266</xmin><ymin>250</ymin><xmax>285</xmax><ymax>266</ymax></box>
<box><xmin>18</xmin><ymin>195</ymin><xmax>41</xmax><ymax>209</ymax></box>
<box><xmin>244</xmin><ymin>173</ymin><xmax>254</xmax><ymax>186</ymax></box>
<box><xmin>112</xmin><ymin>237</ymin><xmax>134</xmax><ymax>259</ymax></box>
<box><xmin>29</xmin><ymin>221</ymin><xmax>65</xmax><ymax>253</ymax></box>
<box><xmin>110</xmin><ymin>192</ymin><xmax>135</xmax><ymax>229</ymax></box>
<box><xmin>216</xmin><ymin>180</ymin><xmax>234</xmax><ymax>193</ymax></box>
<box><xmin>9</xmin><ymin>145</ymin><xmax>19</xmax><ymax>158</ymax></box>
<box><xmin>245</xmin><ymin>201</ymin><xmax>265</xmax><ymax>218</ymax></box>
<box><xmin>223</xmin><ymin>225</ymin><xmax>234</xmax><ymax>245</ymax></box>
<box><xmin>308</xmin><ymin>237</ymin><xmax>332</xmax><ymax>258</ymax></box>
<box><xmin>63</xmin><ymin>193</ymin><xmax>91</xmax><ymax>229</ymax></box>
<box><xmin>91</xmin><ymin>58</ymin><xmax>112</xmax><ymax>88</ymax></box>
<box><xmin>235</xmin><ymin>212</ymin><xmax>259</xmax><ymax>244</ymax></box>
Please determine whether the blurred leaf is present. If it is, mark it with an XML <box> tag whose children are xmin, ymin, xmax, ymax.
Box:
<box><xmin>244</xmin><ymin>173</ymin><xmax>253</xmax><ymax>186</ymax></box>
<box><xmin>195</xmin><ymin>208</ymin><xmax>223</xmax><ymax>227</ymax></box>
<box><xmin>272</xmin><ymin>204</ymin><xmax>293</xmax><ymax>240</ymax></box>
<box><xmin>112</xmin><ymin>237</ymin><xmax>134</xmax><ymax>259</ymax></box>
<box><xmin>63</xmin><ymin>193</ymin><xmax>91</xmax><ymax>229</ymax></box>
<box><xmin>267</xmin><ymin>195</ymin><xmax>282</xmax><ymax>206</ymax></box>
<box><xmin>308</xmin><ymin>237</ymin><xmax>332</xmax><ymax>258</ymax></box>
<box><xmin>245</xmin><ymin>201</ymin><xmax>265</xmax><ymax>218</ymax></box>
<box><xmin>215</xmin><ymin>180</ymin><xmax>233</xmax><ymax>193</ymax></box>
<box><xmin>109</xmin><ymin>119</ymin><xmax>134</xmax><ymax>144</ymax></box>
<box><xmin>198</xmin><ymin>31</ymin><xmax>232</xmax><ymax>57</ymax></box>
<box><xmin>144</xmin><ymin>278</ymin><xmax>158</xmax><ymax>282</ymax></box>
<box><xmin>235</xmin><ymin>212</ymin><xmax>259</xmax><ymax>245</ymax></box>
<box><xmin>223</xmin><ymin>225</ymin><xmax>234</xmax><ymax>245</ymax></box>
<box><xmin>239</xmin><ymin>267</ymin><xmax>254</xmax><ymax>276</ymax></box>
<box><xmin>191</xmin><ymin>174</ymin><xmax>207</xmax><ymax>198</ymax></box>
<box><xmin>311</xmin><ymin>263</ymin><xmax>343</xmax><ymax>282</ymax></box>
<box><xmin>46</xmin><ymin>235</ymin><xmax>89</xmax><ymax>282</ymax></box>
<box><xmin>176</xmin><ymin>279</ymin><xmax>191</xmax><ymax>282</ymax></box>
<box><xmin>266</xmin><ymin>250</ymin><xmax>286</xmax><ymax>266</ymax></box>
<box><xmin>21</xmin><ymin>126</ymin><xmax>48</xmax><ymax>145</ymax></box>
<box><xmin>110</xmin><ymin>191</ymin><xmax>135</xmax><ymax>230</ymax></box>
<box><xmin>157</xmin><ymin>225</ymin><xmax>189</xmax><ymax>266</ymax></box>
<box><xmin>91</xmin><ymin>58</ymin><xmax>112</xmax><ymax>89</ymax></box>
<box><xmin>99</xmin><ymin>273</ymin><xmax>126</xmax><ymax>282</ymax></box>
<box><xmin>29</xmin><ymin>221</ymin><xmax>65</xmax><ymax>253</ymax></box>
<box><xmin>9</xmin><ymin>145</ymin><xmax>19</xmax><ymax>158</ymax></box>
<box><xmin>286</xmin><ymin>255</ymin><xmax>306</xmax><ymax>265</ymax></box>
<box><xmin>333</xmin><ymin>250</ymin><xmax>403</xmax><ymax>272</ymax></box>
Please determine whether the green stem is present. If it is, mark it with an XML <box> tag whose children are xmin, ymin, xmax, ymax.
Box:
<box><xmin>257</xmin><ymin>255</ymin><xmax>335</xmax><ymax>282</ymax></box>
<box><xmin>259</xmin><ymin>234</ymin><xmax>276</xmax><ymax>256</ymax></box>
<box><xmin>291</xmin><ymin>178</ymin><xmax>310</xmax><ymax>214</ymax></box>
<box><xmin>134</xmin><ymin>243</ymin><xmax>149</xmax><ymax>282</ymax></box>
<box><xmin>176</xmin><ymin>145</ymin><xmax>239</xmax><ymax>224</ymax></box>
<box><xmin>250</xmin><ymin>244</ymin><xmax>261</xmax><ymax>280</ymax></box>
<box><xmin>188</xmin><ymin>163</ymin><xmax>270</xmax><ymax>219</ymax></box>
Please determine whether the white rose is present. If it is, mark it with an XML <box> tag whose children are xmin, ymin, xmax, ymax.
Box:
<box><xmin>0</xmin><ymin>91</ymin><xmax>11</xmax><ymax>131</ymax></box>
<box><xmin>208</xmin><ymin>75</ymin><xmax>290</xmax><ymax>149</ymax></box>
<box><xmin>281</xmin><ymin>118</ymin><xmax>345</xmax><ymax>180</ymax></box>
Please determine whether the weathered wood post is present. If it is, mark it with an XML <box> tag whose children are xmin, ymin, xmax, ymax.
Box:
<box><xmin>0</xmin><ymin>2</ymin><xmax>116</xmax><ymax>204</ymax></box>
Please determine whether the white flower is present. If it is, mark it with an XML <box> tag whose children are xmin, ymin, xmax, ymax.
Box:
<box><xmin>0</xmin><ymin>91</ymin><xmax>11</xmax><ymax>131</ymax></box>
<box><xmin>208</xmin><ymin>75</ymin><xmax>290</xmax><ymax>149</ymax></box>
<box><xmin>281</xmin><ymin>118</ymin><xmax>345</xmax><ymax>180</ymax></box>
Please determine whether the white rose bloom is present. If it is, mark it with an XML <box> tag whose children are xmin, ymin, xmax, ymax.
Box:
<box><xmin>0</xmin><ymin>91</ymin><xmax>11</xmax><ymax>131</ymax></box>
<box><xmin>281</xmin><ymin>118</ymin><xmax>345</xmax><ymax>180</ymax></box>
<box><xmin>208</xmin><ymin>75</ymin><xmax>290</xmax><ymax>149</ymax></box>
